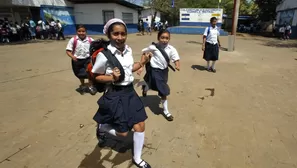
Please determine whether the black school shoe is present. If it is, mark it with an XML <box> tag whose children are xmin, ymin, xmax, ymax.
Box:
<box><xmin>132</xmin><ymin>159</ymin><xmax>151</xmax><ymax>168</ymax></box>
<box><xmin>165</xmin><ymin>113</ymin><xmax>174</xmax><ymax>121</ymax></box>
<box><xmin>88</xmin><ymin>86</ymin><xmax>97</xmax><ymax>95</ymax></box>
<box><xmin>96</xmin><ymin>125</ymin><xmax>106</xmax><ymax>147</ymax></box>
<box><xmin>208</xmin><ymin>67</ymin><xmax>216</xmax><ymax>73</ymax></box>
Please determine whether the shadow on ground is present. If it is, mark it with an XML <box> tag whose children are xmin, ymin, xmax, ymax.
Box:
<box><xmin>78</xmin><ymin>145</ymin><xmax>133</xmax><ymax>168</ymax></box>
<box><xmin>263</xmin><ymin>40</ymin><xmax>297</xmax><ymax>48</ymax></box>
<box><xmin>191</xmin><ymin>65</ymin><xmax>206</xmax><ymax>71</ymax></box>
<box><xmin>186</xmin><ymin>40</ymin><xmax>203</xmax><ymax>45</ymax></box>
<box><xmin>78</xmin><ymin>133</ymin><xmax>134</xmax><ymax>168</ymax></box>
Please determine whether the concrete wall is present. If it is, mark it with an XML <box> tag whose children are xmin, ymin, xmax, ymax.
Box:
<box><xmin>74</xmin><ymin>3</ymin><xmax>139</xmax><ymax>34</ymax></box>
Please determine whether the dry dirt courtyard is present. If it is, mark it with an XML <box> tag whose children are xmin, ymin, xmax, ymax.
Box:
<box><xmin>0</xmin><ymin>33</ymin><xmax>297</xmax><ymax>168</ymax></box>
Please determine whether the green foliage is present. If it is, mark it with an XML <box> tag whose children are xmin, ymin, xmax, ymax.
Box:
<box><xmin>145</xmin><ymin>0</ymin><xmax>258</xmax><ymax>16</ymax></box>
<box><xmin>254</xmin><ymin>0</ymin><xmax>283</xmax><ymax>21</ymax></box>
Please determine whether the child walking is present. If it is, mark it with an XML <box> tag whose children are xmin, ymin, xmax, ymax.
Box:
<box><xmin>66</xmin><ymin>25</ymin><xmax>97</xmax><ymax>95</ymax></box>
<box><xmin>92</xmin><ymin>18</ymin><xmax>152</xmax><ymax>168</ymax></box>
<box><xmin>138</xmin><ymin>29</ymin><xmax>180</xmax><ymax>121</ymax></box>
<box><xmin>202</xmin><ymin>17</ymin><xmax>221</xmax><ymax>73</ymax></box>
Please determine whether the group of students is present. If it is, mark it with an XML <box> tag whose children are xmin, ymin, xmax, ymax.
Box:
<box><xmin>65</xmin><ymin>17</ymin><xmax>220</xmax><ymax>168</ymax></box>
<box><xmin>278</xmin><ymin>23</ymin><xmax>292</xmax><ymax>40</ymax></box>
<box><xmin>0</xmin><ymin>17</ymin><xmax>65</xmax><ymax>43</ymax></box>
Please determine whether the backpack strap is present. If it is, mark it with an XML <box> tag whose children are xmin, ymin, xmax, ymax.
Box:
<box><xmin>152</xmin><ymin>42</ymin><xmax>175</xmax><ymax>71</ymax></box>
<box><xmin>101</xmin><ymin>49</ymin><xmax>125</xmax><ymax>83</ymax></box>
<box><xmin>87</xmin><ymin>37</ymin><xmax>92</xmax><ymax>44</ymax></box>
<box><xmin>207</xmin><ymin>26</ymin><xmax>210</xmax><ymax>37</ymax></box>
<box><xmin>72</xmin><ymin>36</ymin><xmax>77</xmax><ymax>54</ymax></box>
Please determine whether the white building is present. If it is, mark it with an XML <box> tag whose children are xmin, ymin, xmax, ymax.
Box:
<box><xmin>276</xmin><ymin>0</ymin><xmax>297</xmax><ymax>38</ymax></box>
<box><xmin>0</xmin><ymin>0</ymin><xmax>143</xmax><ymax>35</ymax></box>
<box><xmin>140</xmin><ymin>7</ymin><xmax>161</xmax><ymax>23</ymax></box>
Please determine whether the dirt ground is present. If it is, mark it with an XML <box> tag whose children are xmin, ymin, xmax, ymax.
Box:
<box><xmin>0</xmin><ymin>33</ymin><xmax>297</xmax><ymax>168</ymax></box>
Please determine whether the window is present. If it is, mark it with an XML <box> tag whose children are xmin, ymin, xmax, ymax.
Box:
<box><xmin>103</xmin><ymin>10</ymin><xmax>114</xmax><ymax>24</ymax></box>
<box><xmin>122</xmin><ymin>13</ymin><xmax>133</xmax><ymax>24</ymax></box>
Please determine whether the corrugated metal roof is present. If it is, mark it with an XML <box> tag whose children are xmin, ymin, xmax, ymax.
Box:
<box><xmin>68</xmin><ymin>0</ymin><xmax>143</xmax><ymax>9</ymax></box>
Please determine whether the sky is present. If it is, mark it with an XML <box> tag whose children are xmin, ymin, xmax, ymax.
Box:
<box><xmin>125</xmin><ymin>0</ymin><xmax>144</xmax><ymax>6</ymax></box>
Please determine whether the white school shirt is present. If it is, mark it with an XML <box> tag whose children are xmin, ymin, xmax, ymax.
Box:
<box><xmin>203</xmin><ymin>26</ymin><xmax>220</xmax><ymax>44</ymax></box>
<box><xmin>91</xmin><ymin>44</ymin><xmax>134</xmax><ymax>86</ymax></box>
<box><xmin>66</xmin><ymin>36</ymin><xmax>94</xmax><ymax>59</ymax></box>
<box><xmin>142</xmin><ymin>44</ymin><xmax>180</xmax><ymax>70</ymax></box>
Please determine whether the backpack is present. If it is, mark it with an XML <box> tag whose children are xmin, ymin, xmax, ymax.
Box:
<box><xmin>86</xmin><ymin>38</ymin><xmax>125</xmax><ymax>93</ymax></box>
<box><xmin>72</xmin><ymin>36</ymin><xmax>92</xmax><ymax>54</ymax></box>
<box><xmin>152</xmin><ymin>42</ymin><xmax>175</xmax><ymax>71</ymax></box>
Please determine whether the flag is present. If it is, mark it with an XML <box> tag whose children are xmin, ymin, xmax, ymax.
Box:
<box><xmin>171</xmin><ymin>0</ymin><xmax>174</xmax><ymax>7</ymax></box>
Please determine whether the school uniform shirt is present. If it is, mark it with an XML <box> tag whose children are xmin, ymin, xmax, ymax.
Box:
<box><xmin>142</xmin><ymin>44</ymin><xmax>180</xmax><ymax>70</ymax></box>
<box><xmin>57</xmin><ymin>23</ymin><xmax>62</xmax><ymax>30</ymax></box>
<box><xmin>91</xmin><ymin>44</ymin><xmax>134</xmax><ymax>86</ymax></box>
<box><xmin>66</xmin><ymin>36</ymin><xmax>94</xmax><ymax>59</ymax></box>
<box><xmin>203</xmin><ymin>26</ymin><xmax>220</xmax><ymax>44</ymax></box>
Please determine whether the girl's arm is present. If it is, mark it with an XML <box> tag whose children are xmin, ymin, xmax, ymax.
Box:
<box><xmin>132</xmin><ymin>52</ymin><xmax>151</xmax><ymax>72</ymax></box>
<box><xmin>66</xmin><ymin>38</ymin><xmax>77</xmax><ymax>61</ymax></box>
<box><xmin>66</xmin><ymin>50</ymin><xmax>77</xmax><ymax>61</ymax></box>
<box><xmin>174</xmin><ymin>60</ymin><xmax>180</xmax><ymax>71</ymax></box>
<box><xmin>170</xmin><ymin>47</ymin><xmax>181</xmax><ymax>71</ymax></box>
<box><xmin>95</xmin><ymin>74</ymin><xmax>114</xmax><ymax>83</ymax></box>
<box><xmin>132</xmin><ymin>62</ymin><xmax>144</xmax><ymax>72</ymax></box>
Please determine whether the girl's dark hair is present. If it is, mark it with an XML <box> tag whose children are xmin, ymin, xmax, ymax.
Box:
<box><xmin>107</xmin><ymin>22</ymin><xmax>127</xmax><ymax>38</ymax></box>
<box><xmin>210</xmin><ymin>17</ymin><xmax>217</xmax><ymax>22</ymax></box>
<box><xmin>157</xmin><ymin>29</ymin><xmax>170</xmax><ymax>40</ymax></box>
<box><xmin>76</xmin><ymin>24</ymin><xmax>86</xmax><ymax>31</ymax></box>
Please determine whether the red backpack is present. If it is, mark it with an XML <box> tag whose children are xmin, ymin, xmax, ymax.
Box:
<box><xmin>86</xmin><ymin>38</ymin><xmax>125</xmax><ymax>93</ymax></box>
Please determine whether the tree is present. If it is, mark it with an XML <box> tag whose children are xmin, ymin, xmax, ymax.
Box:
<box><xmin>254</xmin><ymin>0</ymin><xmax>283</xmax><ymax>21</ymax></box>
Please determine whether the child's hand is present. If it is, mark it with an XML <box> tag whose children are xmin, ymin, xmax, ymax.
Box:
<box><xmin>112</xmin><ymin>67</ymin><xmax>121</xmax><ymax>82</ymax></box>
<box><xmin>175</xmin><ymin>65</ymin><xmax>180</xmax><ymax>71</ymax></box>
<box><xmin>140</xmin><ymin>52</ymin><xmax>152</xmax><ymax>65</ymax></box>
<box><xmin>72</xmin><ymin>56</ymin><xmax>78</xmax><ymax>62</ymax></box>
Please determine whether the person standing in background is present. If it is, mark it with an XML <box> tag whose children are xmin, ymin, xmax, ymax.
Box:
<box><xmin>145</xmin><ymin>19</ymin><xmax>151</xmax><ymax>36</ymax></box>
<box><xmin>202</xmin><ymin>17</ymin><xmax>221</xmax><ymax>73</ymax></box>
<box><xmin>28</xmin><ymin>17</ymin><xmax>36</xmax><ymax>40</ymax></box>
<box><xmin>56</xmin><ymin>20</ymin><xmax>65</xmax><ymax>40</ymax></box>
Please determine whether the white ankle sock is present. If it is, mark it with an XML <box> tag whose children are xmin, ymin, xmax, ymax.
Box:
<box><xmin>133</xmin><ymin>132</ymin><xmax>145</xmax><ymax>166</ymax></box>
<box><xmin>99</xmin><ymin>124</ymin><xmax>117</xmax><ymax>136</ymax></box>
<box><xmin>161</xmin><ymin>100</ymin><xmax>170</xmax><ymax>116</ymax></box>
<box><xmin>211</xmin><ymin>61</ymin><xmax>216</xmax><ymax>69</ymax></box>
<box><xmin>207</xmin><ymin>61</ymin><xmax>210</xmax><ymax>69</ymax></box>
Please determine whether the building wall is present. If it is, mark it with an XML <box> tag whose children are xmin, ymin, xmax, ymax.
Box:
<box><xmin>141</xmin><ymin>8</ymin><xmax>161</xmax><ymax>23</ymax></box>
<box><xmin>276</xmin><ymin>0</ymin><xmax>297</xmax><ymax>38</ymax></box>
<box><xmin>74</xmin><ymin>3</ymin><xmax>139</xmax><ymax>35</ymax></box>
<box><xmin>276</xmin><ymin>0</ymin><xmax>297</xmax><ymax>11</ymax></box>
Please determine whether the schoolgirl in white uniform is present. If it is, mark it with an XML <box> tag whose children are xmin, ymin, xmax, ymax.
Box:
<box><xmin>202</xmin><ymin>17</ymin><xmax>221</xmax><ymax>73</ymax></box>
<box><xmin>138</xmin><ymin>29</ymin><xmax>180</xmax><ymax>121</ymax></box>
<box><xmin>66</xmin><ymin>25</ymin><xmax>97</xmax><ymax>95</ymax></box>
<box><xmin>92</xmin><ymin>18</ymin><xmax>151</xmax><ymax>168</ymax></box>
